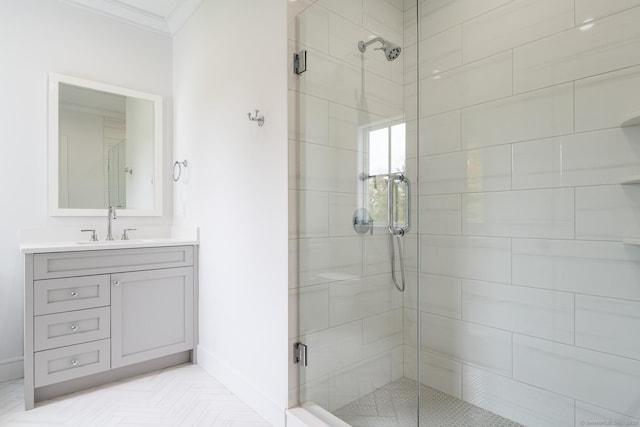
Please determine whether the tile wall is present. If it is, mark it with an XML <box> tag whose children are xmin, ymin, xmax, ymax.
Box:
<box><xmin>409</xmin><ymin>0</ymin><xmax>640</xmax><ymax>426</ymax></box>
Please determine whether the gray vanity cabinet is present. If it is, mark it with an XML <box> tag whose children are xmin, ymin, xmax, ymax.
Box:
<box><xmin>24</xmin><ymin>245</ymin><xmax>198</xmax><ymax>410</ymax></box>
<box><xmin>111</xmin><ymin>267</ymin><xmax>194</xmax><ymax>368</ymax></box>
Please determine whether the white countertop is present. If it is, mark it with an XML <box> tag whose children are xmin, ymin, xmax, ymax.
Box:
<box><xmin>20</xmin><ymin>226</ymin><xmax>199</xmax><ymax>254</ymax></box>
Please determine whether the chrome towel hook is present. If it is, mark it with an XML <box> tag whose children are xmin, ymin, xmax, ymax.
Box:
<box><xmin>248</xmin><ymin>109</ymin><xmax>264</xmax><ymax>127</ymax></box>
<box><xmin>173</xmin><ymin>160</ymin><xmax>188</xmax><ymax>182</ymax></box>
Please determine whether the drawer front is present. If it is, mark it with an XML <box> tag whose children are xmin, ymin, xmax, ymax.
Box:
<box><xmin>34</xmin><ymin>275</ymin><xmax>110</xmax><ymax>315</ymax></box>
<box><xmin>34</xmin><ymin>307</ymin><xmax>110</xmax><ymax>352</ymax></box>
<box><xmin>33</xmin><ymin>246</ymin><xmax>194</xmax><ymax>279</ymax></box>
<box><xmin>34</xmin><ymin>339</ymin><xmax>110</xmax><ymax>387</ymax></box>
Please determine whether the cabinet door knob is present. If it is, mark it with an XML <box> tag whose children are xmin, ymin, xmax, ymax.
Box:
<box><xmin>71</xmin><ymin>325</ymin><xmax>78</xmax><ymax>332</ymax></box>
<box><xmin>113</xmin><ymin>281</ymin><xmax>120</xmax><ymax>286</ymax></box>
<box><xmin>71</xmin><ymin>359</ymin><xmax>78</xmax><ymax>366</ymax></box>
<box><xmin>70</xmin><ymin>291</ymin><xmax>78</xmax><ymax>297</ymax></box>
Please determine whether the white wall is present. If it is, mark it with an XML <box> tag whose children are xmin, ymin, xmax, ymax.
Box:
<box><xmin>172</xmin><ymin>0</ymin><xmax>289</xmax><ymax>426</ymax></box>
<box><xmin>0</xmin><ymin>0</ymin><xmax>173</xmax><ymax>381</ymax></box>
<box><xmin>125</xmin><ymin>97</ymin><xmax>155</xmax><ymax>209</ymax></box>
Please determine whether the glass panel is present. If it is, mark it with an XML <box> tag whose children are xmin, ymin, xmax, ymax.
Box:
<box><xmin>290</xmin><ymin>0</ymin><xmax>419</xmax><ymax>425</ymax></box>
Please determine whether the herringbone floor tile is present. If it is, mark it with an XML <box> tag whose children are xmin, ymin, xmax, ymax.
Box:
<box><xmin>0</xmin><ymin>364</ymin><xmax>272</xmax><ymax>427</ymax></box>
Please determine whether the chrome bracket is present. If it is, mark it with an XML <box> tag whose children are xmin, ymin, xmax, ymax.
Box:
<box><xmin>294</xmin><ymin>50</ymin><xmax>307</xmax><ymax>75</ymax></box>
<box><xmin>293</xmin><ymin>342</ymin><xmax>308</xmax><ymax>367</ymax></box>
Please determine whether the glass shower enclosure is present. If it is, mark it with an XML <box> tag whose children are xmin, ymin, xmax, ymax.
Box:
<box><xmin>290</xmin><ymin>1</ymin><xmax>640</xmax><ymax>426</ymax></box>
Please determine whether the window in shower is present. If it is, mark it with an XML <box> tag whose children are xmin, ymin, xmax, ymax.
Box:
<box><xmin>366</xmin><ymin>123</ymin><xmax>406</xmax><ymax>225</ymax></box>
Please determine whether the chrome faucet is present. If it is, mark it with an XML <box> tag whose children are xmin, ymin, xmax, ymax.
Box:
<box><xmin>106</xmin><ymin>206</ymin><xmax>117</xmax><ymax>240</ymax></box>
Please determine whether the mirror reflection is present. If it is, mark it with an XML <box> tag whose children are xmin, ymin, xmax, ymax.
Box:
<box><xmin>49</xmin><ymin>74</ymin><xmax>163</xmax><ymax>216</ymax></box>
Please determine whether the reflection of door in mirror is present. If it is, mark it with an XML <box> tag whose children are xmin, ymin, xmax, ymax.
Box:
<box><xmin>108</xmin><ymin>139</ymin><xmax>126</xmax><ymax>208</ymax></box>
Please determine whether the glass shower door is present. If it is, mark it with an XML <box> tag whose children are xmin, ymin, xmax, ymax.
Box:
<box><xmin>289</xmin><ymin>0</ymin><xmax>420</xmax><ymax>424</ymax></box>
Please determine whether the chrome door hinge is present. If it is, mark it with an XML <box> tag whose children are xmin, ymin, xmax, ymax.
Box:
<box><xmin>293</xmin><ymin>342</ymin><xmax>308</xmax><ymax>366</ymax></box>
<box><xmin>293</xmin><ymin>50</ymin><xmax>307</xmax><ymax>75</ymax></box>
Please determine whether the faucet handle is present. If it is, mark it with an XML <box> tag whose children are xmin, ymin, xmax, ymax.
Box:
<box><xmin>121</xmin><ymin>228</ymin><xmax>137</xmax><ymax>240</ymax></box>
<box><xmin>81</xmin><ymin>229</ymin><xmax>98</xmax><ymax>242</ymax></box>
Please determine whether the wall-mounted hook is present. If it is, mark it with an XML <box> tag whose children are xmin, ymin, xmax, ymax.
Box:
<box><xmin>248</xmin><ymin>109</ymin><xmax>264</xmax><ymax>127</ymax></box>
<box><xmin>124</xmin><ymin>167</ymin><xmax>133</xmax><ymax>175</ymax></box>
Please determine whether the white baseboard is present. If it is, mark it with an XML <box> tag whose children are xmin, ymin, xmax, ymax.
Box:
<box><xmin>197</xmin><ymin>345</ymin><xmax>285</xmax><ymax>427</ymax></box>
<box><xmin>0</xmin><ymin>357</ymin><xmax>24</xmax><ymax>383</ymax></box>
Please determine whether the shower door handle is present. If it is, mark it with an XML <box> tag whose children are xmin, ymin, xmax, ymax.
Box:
<box><xmin>387</xmin><ymin>173</ymin><xmax>411</xmax><ymax>236</ymax></box>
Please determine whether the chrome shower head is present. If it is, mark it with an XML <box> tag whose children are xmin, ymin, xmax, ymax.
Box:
<box><xmin>358</xmin><ymin>36</ymin><xmax>402</xmax><ymax>61</ymax></box>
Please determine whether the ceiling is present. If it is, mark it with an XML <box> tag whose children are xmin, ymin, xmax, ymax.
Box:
<box><xmin>62</xmin><ymin>0</ymin><xmax>203</xmax><ymax>34</ymax></box>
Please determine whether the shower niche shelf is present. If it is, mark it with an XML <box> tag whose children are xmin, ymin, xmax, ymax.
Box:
<box><xmin>622</xmin><ymin>238</ymin><xmax>640</xmax><ymax>246</ymax></box>
<box><xmin>620</xmin><ymin>175</ymin><xmax>640</xmax><ymax>185</ymax></box>
<box><xmin>621</xmin><ymin>112</ymin><xmax>640</xmax><ymax>127</ymax></box>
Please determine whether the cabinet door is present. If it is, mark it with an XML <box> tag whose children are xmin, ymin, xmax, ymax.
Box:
<box><xmin>111</xmin><ymin>267</ymin><xmax>194</xmax><ymax>368</ymax></box>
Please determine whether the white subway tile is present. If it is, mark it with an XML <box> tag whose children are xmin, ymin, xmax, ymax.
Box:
<box><xmin>464</xmin><ymin>0</ymin><xmax>573</xmax><ymax>63</ymax></box>
<box><xmin>463</xmin><ymin>188</ymin><xmax>575</xmax><ymax>239</ymax></box>
<box><xmin>404</xmin><ymin>346</ymin><xmax>463</xmax><ymax>398</ymax></box>
<box><xmin>292</xmin><ymin>190</ymin><xmax>329</xmax><ymax>239</ymax></box>
<box><xmin>301</xmin><ymin>321</ymin><xmax>363</xmax><ymax>382</ymax></box>
<box><xmin>576</xmin><ymin>295</ymin><xmax>640</xmax><ymax>361</ymax></box>
<box><xmin>421</xmin><ymin>312</ymin><xmax>512</xmax><ymax>376</ymax></box>
<box><xmin>421</xmin><ymin>274</ymin><xmax>462</xmax><ymax>319</ymax></box>
<box><xmin>419</xmin><ymin>0</ymin><xmax>514</xmax><ymax>40</ymax></box>
<box><xmin>316</xmin><ymin>0</ymin><xmax>362</xmax><ymax>25</ymax></box>
<box><xmin>576</xmin><ymin>0</ymin><xmax>640</xmax><ymax>24</ymax></box>
<box><xmin>462</xmin><ymin>280</ymin><xmax>574</xmax><ymax>344</ymax></box>
<box><xmin>420</xmin><ymin>51</ymin><xmax>512</xmax><ymax>117</ymax></box>
<box><xmin>297</xmin><ymin>51</ymin><xmax>362</xmax><ymax>109</ymax></box>
<box><xmin>363</xmin><ymin>234</ymin><xmax>392</xmax><ymax>276</ymax></box>
<box><xmin>421</xmin><ymin>235</ymin><xmax>511</xmax><ymax>286</ymax></box>
<box><xmin>329</xmin><ymin>13</ymin><xmax>393</xmax><ymax>82</ymax></box>
<box><xmin>328</xmin><ymin>103</ymin><xmax>383</xmax><ymax>152</ymax></box>
<box><xmin>328</xmin><ymin>192</ymin><xmax>358</xmax><ymax>237</ymax></box>
<box><xmin>363</xmin><ymin>0</ymin><xmax>404</xmax><ymax>46</ymax></box>
<box><xmin>420</xmin><ymin>145</ymin><xmax>511</xmax><ymax>195</ymax></box>
<box><xmin>288</xmin><ymin>91</ymin><xmax>330</xmax><ymax>145</ymax></box>
<box><xmin>575</xmin><ymin>64</ymin><xmax>640</xmax><ymax>132</ymax></box>
<box><xmin>461</xmin><ymin>83</ymin><xmax>574</xmax><ymax>150</ymax></box>
<box><xmin>328</xmin><ymin>351</ymin><xmax>395</xmax><ymax>411</ymax></box>
<box><xmin>298</xmin><ymin>236</ymin><xmax>363</xmax><ymax>287</ymax></box>
<box><xmin>298</xmin><ymin>142</ymin><xmax>359</xmax><ymax>193</ymax></box>
<box><xmin>513</xmin><ymin>334</ymin><xmax>640</xmax><ymax>419</ymax></box>
<box><xmin>299</xmin><ymin>375</ymin><xmax>330</xmax><ymax>410</ymax></box>
<box><xmin>289</xmin><ymin>4</ymin><xmax>329</xmax><ymax>53</ymax></box>
<box><xmin>576</xmin><ymin>401</ymin><xmax>640</xmax><ymax>427</ymax></box>
<box><xmin>292</xmin><ymin>284</ymin><xmax>330</xmax><ymax>337</ymax></box>
<box><xmin>513</xmin><ymin>239</ymin><xmax>640</xmax><ymax>301</ymax></box>
<box><xmin>363</xmin><ymin>70</ymin><xmax>404</xmax><ymax>119</ymax></box>
<box><xmin>329</xmin><ymin>274</ymin><xmax>402</xmax><ymax>326</ymax></box>
<box><xmin>363</xmin><ymin>309</ymin><xmax>403</xmax><ymax>358</ymax></box>
<box><xmin>513</xmin><ymin>128</ymin><xmax>640</xmax><ymax>190</ymax></box>
<box><xmin>575</xmin><ymin>185</ymin><xmax>640</xmax><ymax>241</ymax></box>
<box><xmin>514</xmin><ymin>7</ymin><xmax>640</xmax><ymax>93</ymax></box>
<box><xmin>420</xmin><ymin>194</ymin><xmax>462</xmax><ymax>235</ymax></box>
<box><xmin>420</xmin><ymin>110</ymin><xmax>461</xmax><ymax>156</ymax></box>
<box><xmin>419</xmin><ymin>25</ymin><xmax>462</xmax><ymax>76</ymax></box>
<box><xmin>463</xmin><ymin>366</ymin><xmax>575</xmax><ymax>427</ymax></box>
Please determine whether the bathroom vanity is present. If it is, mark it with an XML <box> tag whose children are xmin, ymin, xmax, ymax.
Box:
<box><xmin>21</xmin><ymin>235</ymin><xmax>198</xmax><ymax>409</ymax></box>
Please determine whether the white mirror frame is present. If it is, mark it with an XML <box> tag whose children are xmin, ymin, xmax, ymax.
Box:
<box><xmin>48</xmin><ymin>73</ymin><xmax>163</xmax><ymax>216</ymax></box>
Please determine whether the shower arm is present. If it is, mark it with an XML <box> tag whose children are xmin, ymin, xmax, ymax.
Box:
<box><xmin>358</xmin><ymin>37</ymin><xmax>384</xmax><ymax>52</ymax></box>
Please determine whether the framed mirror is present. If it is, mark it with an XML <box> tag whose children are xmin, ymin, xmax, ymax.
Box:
<box><xmin>48</xmin><ymin>73</ymin><xmax>163</xmax><ymax>216</ymax></box>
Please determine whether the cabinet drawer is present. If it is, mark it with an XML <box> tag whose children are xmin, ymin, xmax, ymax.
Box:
<box><xmin>33</xmin><ymin>246</ymin><xmax>194</xmax><ymax>279</ymax></box>
<box><xmin>34</xmin><ymin>339</ymin><xmax>110</xmax><ymax>387</ymax></box>
<box><xmin>34</xmin><ymin>307</ymin><xmax>110</xmax><ymax>351</ymax></box>
<box><xmin>34</xmin><ymin>275</ymin><xmax>110</xmax><ymax>315</ymax></box>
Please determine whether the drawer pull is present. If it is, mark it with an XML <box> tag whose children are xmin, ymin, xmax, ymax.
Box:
<box><xmin>70</xmin><ymin>325</ymin><xmax>78</xmax><ymax>332</ymax></box>
<box><xmin>70</xmin><ymin>359</ymin><xmax>78</xmax><ymax>366</ymax></box>
<box><xmin>70</xmin><ymin>291</ymin><xmax>78</xmax><ymax>298</ymax></box>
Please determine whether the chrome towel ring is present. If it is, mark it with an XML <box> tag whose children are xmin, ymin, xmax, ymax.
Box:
<box><xmin>173</xmin><ymin>160</ymin><xmax>188</xmax><ymax>182</ymax></box>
